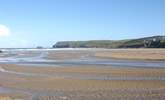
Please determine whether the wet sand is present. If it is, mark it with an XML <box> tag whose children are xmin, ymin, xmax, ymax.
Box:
<box><xmin>2</xmin><ymin>64</ymin><xmax>165</xmax><ymax>78</ymax></box>
<box><xmin>47</xmin><ymin>49</ymin><xmax>165</xmax><ymax>60</ymax></box>
<box><xmin>0</xmin><ymin>63</ymin><xmax>165</xmax><ymax>99</ymax></box>
<box><xmin>47</xmin><ymin>49</ymin><xmax>94</xmax><ymax>60</ymax></box>
<box><xmin>94</xmin><ymin>49</ymin><xmax>165</xmax><ymax>60</ymax></box>
<box><xmin>0</xmin><ymin>48</ymin><xmax>165</xmax><ymax>100</ymax></box>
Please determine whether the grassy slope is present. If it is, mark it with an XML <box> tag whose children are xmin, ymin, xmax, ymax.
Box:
<box><xmin>53</xmin><ymin>36</ymin><xmax>165</xmax><ymax>48</ymax></box>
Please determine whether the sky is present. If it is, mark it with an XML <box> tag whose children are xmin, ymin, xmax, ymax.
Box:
<box><xmin>0</xmin><ymin>0</ymin><xmax>165</xmax><ymax>48</ymax></box>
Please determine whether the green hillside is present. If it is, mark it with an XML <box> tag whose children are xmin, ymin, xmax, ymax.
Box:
<box><xmin>53</xmin><ymin>36</ymin><xmax>165</xmax><ymax>48</ymax></box>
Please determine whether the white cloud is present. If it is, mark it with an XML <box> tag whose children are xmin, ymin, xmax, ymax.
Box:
<box><xmin>0</xmin><ymin>24</ymin><xmax>11</xmax><ymax>37</ymax></box>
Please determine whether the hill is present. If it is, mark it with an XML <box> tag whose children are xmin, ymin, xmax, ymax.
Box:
<box><xmin>53</xmin><ymin>36</ymin><xmax>165</xmax><ymax>48</ymax></box>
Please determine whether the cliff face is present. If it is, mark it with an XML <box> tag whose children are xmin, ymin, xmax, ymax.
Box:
<box><xmin>53</xmin><ymin>36</ymin><xmax>165</xmax><ymax>48</ymax></box>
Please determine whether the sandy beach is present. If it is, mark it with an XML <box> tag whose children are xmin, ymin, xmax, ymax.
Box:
<box><xmin>94</xmin><ymin>49</ymin><xmax>165</xmax><ymax>60</ymax></box>
<box><xmin>0</xmin><ymin>49</ymin><xmax>165</xmax><ymax>100</ymax></box>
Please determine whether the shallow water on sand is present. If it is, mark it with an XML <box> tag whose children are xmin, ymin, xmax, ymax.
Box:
<box><xmin>0</xmin><ymin>49</ymin><xmax>165</xmax><ymax>99</ymax></box>
<box><xmin>0</xmin><ymin>49</ymin><xmax>165</xmax><ymax>68</ymax></box>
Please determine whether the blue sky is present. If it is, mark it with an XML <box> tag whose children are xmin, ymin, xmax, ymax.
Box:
<box><xmin>0</xmin><ymin>0</ymin><xmax>165</xmax><ymax>48</ymax></box>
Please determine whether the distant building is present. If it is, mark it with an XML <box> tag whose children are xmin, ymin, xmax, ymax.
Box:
<box><xmin>144</xmin><ymin>38</ymin><xmax>161</xmax><ymax>48</ymax></box>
